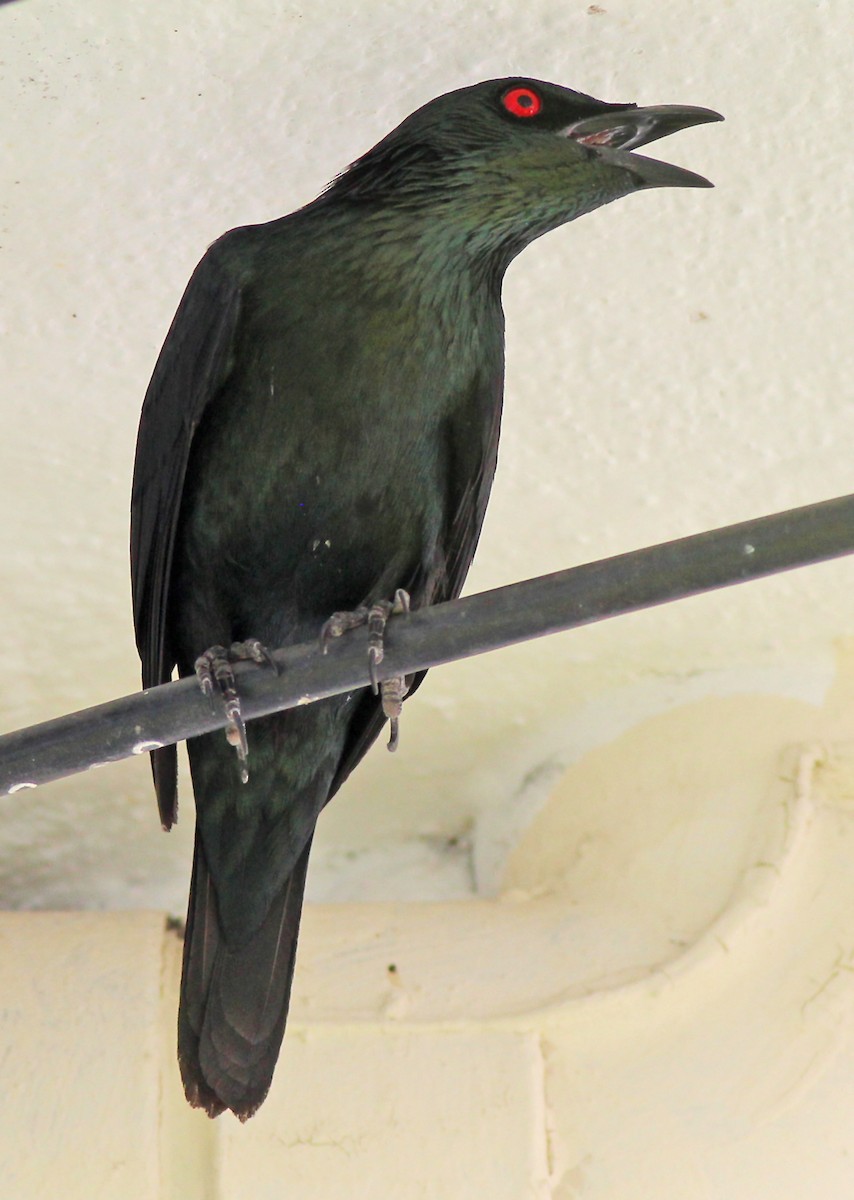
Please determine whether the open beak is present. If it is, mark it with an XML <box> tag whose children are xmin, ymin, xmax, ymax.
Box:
<box><xmin>564</xmin><ymin>104</ymin><xmax>724</xmax><ymax>189</ymax></box>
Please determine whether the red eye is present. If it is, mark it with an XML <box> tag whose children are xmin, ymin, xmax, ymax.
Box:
<box><xmin>502</xmin><ymin>86</ymin><xmax>542</xmax><ymax>118</ymax></box>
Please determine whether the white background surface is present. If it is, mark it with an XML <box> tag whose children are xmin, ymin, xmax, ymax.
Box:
<box><xmin>0</xmin><ymin>1</ymin><xmax>851</xmax><ymax>918</ymax></box>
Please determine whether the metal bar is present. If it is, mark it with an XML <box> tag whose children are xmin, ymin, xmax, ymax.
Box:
<box><xmin>2</xmin><ymin>490</ymin><xmax>853</xmax><ymax>797</ymax></box>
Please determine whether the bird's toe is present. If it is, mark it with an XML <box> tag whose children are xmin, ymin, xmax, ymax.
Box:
<box><xmin>194</xmin><ymin>639</ymin><xmax>278</xmax><ymax>782</ymax></box>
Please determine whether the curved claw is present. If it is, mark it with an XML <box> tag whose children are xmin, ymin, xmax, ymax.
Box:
<box><xmin>368</xmin><ymin>645</ymin><xmax>382</xmax><ymax>694</ymax></box>
<box><xmin>380</xmin><ymin>674</ymin><xmax>408</xmax><ymax>752</ymax></box>
<box><xmin>320</xmin><ymin>606</ymin><xmax>370</xmax><ymax>653</ymax></box>
<box><xmin>194</xmin><ymin>639</ymin><xmax>277</xmax><ymax>784</ymax></box>
<box><xmin>224</xmin><ymin>699</ymin><xmax>248</xmax><ymax>756</ymax></box>
<box><xmin>234</xmin><ymin>638</ymin><xmax>279</xmax><ymax>675</ymax></box>
<box><xmin>318</xmin><ymin>616</ymin><xmax>339</xmax><ymax>651</ymax></box>
<box><xmin>195</xmin><ymin>645</ymin><xmax>227</xmax><ymax>712</ymax></box>
<box><xmin>224</xmin><ymin>703</ymin><xmax>249</xmax><ymax>783</ymax></box>
<box><xmin>317</xmin><ymin>590</ymin><xmax>412</xmax><ymax>742</ymax></box>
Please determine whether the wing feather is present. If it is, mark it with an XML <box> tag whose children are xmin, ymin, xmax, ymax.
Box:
<box><xmin>130</xmin><ymin>243</ymin><xmax>244</xmax><ymax>827</ymax></box>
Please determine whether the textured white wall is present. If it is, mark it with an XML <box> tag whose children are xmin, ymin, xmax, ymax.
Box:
<box><xmin>0</xmin><ymin>2</ymin><xmax>851</xmax><ymax>917</ymax></box>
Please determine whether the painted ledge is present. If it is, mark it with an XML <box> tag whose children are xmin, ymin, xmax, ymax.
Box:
<box><xmin>4</xmin><ymin>670</ymin><xmax>854</xmax><ymax>1196</ymax></box>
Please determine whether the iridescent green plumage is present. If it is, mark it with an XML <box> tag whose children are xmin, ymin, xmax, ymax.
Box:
<box><xmin>131</xmin><ymin>77</ymin><xmax>720</xmax><ymax>1118</ymax></box>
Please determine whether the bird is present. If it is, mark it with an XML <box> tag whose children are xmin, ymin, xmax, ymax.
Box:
<box><xmin>130</xmin><ymin>77</ymin><xmax>721</xmax><ymax>1119</ymax></box>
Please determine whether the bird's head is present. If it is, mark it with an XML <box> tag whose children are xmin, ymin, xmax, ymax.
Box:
<box><xmin>328</xmin><ymin>77</ymin><xmax>722</xmax><ymax>268</ymax></box>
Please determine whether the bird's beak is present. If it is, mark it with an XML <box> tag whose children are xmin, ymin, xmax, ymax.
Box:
<box><xmin>563</xmin><ymin>104</ymin><xmax>724</xmax><ymax>189</ymax></box>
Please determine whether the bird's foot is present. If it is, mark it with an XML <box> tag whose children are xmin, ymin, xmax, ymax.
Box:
<box><xmin>194</xmin><ymin>639</ymin><xmax>278</xmax><ymax>783</ymax></box>
<box><xmin>320</xmin><ymin>588</ymin><xmax>410</xmax><ymax>751</ymax></box>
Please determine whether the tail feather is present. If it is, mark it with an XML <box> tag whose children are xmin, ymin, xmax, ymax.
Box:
<box><xmin>178</xmin><ymin>829</ymin><xmax>312</xmax><ymax>1120</ymax></box>
<box><xmin>152</xmin><ymin>743</ymin><xmax>178</xmax><ymax>831</ymax></box>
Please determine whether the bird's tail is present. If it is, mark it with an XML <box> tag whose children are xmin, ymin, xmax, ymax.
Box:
<box><xmin>177</xmin><ymin>829</ymin><xmax>312</xmax><ymax>1120</ymax></box>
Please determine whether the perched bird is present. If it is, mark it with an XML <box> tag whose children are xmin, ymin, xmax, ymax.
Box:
<box><xmin>131</xmin><ymin>77</ymin><xmax>721</xmax><ymax>1119</ymax></box>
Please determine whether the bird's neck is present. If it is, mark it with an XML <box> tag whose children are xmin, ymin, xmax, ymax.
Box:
<box><xmin>315</xmin><ymin>142</ymin><xmax>608</xmax><ymax>280</ymax></box>
<box><xmin>298</xmin><ymin>198</ymin><xmax>506</xmax><ymax>324</ymax></box>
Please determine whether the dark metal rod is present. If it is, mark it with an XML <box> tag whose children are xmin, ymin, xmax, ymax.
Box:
<box><xmin>2</xmin><ymin>490</ymin><xmax>854</xmax><ymax>797</ymax></box>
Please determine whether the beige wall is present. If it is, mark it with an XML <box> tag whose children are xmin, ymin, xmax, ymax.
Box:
<box><xmin>5</xmin><ymin>645</ymin><xmax>854</xmax><ymax>1196</ymax></box>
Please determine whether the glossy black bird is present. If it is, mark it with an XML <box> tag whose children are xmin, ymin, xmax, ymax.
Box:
<box><xmin>131</xmin><ymin>77</ymin><xmax>721</xmax><ymax>1119</ymax></box>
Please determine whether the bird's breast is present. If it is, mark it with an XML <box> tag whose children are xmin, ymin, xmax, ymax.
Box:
<box><xmin>174</xmin><ymin>278</ymin><xmax>501</xmax><ymax>652</ymax></box>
